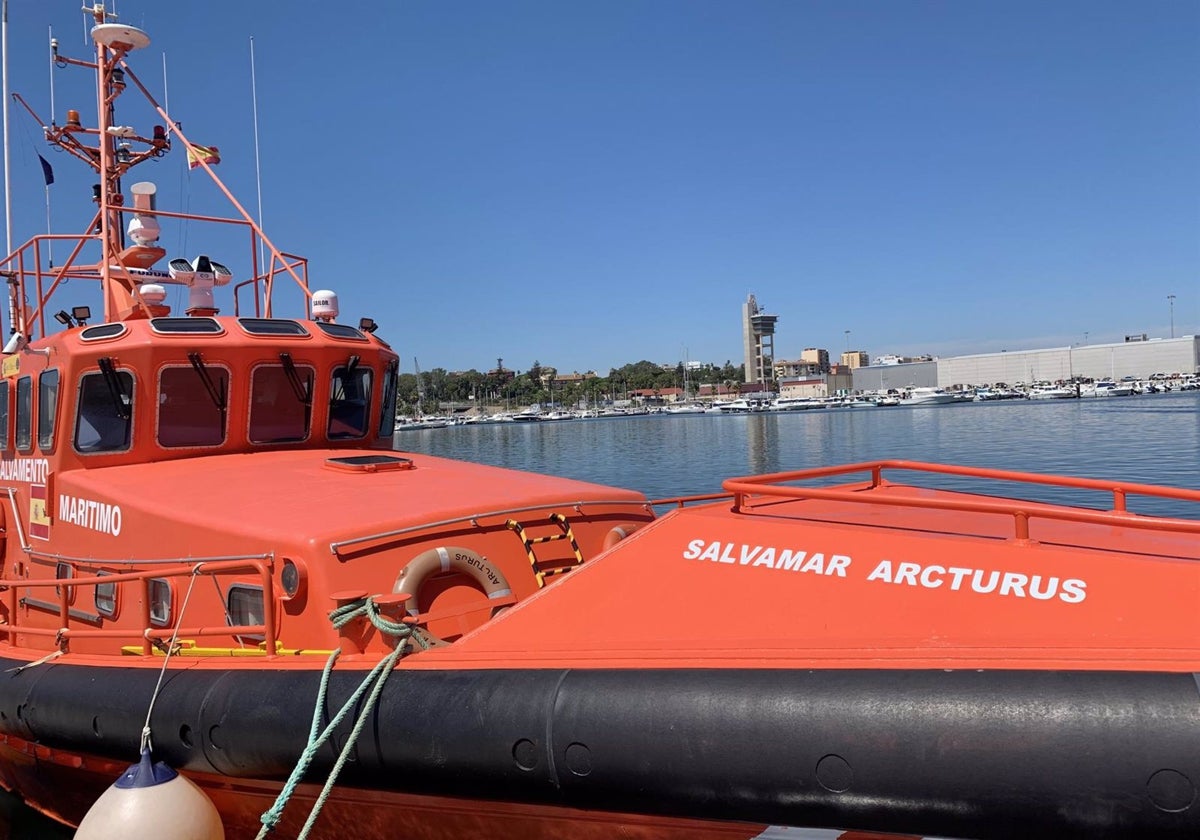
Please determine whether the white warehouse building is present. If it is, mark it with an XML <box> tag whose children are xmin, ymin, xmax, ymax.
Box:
<box><xmin>936</xmin><ymin>336</ymin><xmax>1199</xmax><ymax>387</ymax></box>
<box><xmin>853</xmin><ymin>336</ymin><xmax>1199</xmax><ymax>392</ymax></box>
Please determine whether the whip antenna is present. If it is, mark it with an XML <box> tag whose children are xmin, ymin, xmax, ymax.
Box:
<box><xmin>250</xmin><ymin>36</ymin><xmax>266</xmax><ymax>308</ymax></box>
<box><xmin>3</xmin><ymin>0</ymin><xmax>11</xmax><ymax>255</ymax></box>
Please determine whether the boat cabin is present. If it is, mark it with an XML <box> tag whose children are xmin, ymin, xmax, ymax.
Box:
<box><xmin>1</xmin><ymin>313</ymin><xmax>399</xmax><ymax>471</ymax></box>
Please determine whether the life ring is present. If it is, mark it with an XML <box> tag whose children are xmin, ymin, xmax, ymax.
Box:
<box><xmin>393</xmin><ymin>545</ymin><xmax>513</xmax><ymax>618</ymax></box>
<box><xmin>603</xmin><ymin>523</ymin><xmax>644</xmax><ymax>551</ymax></box>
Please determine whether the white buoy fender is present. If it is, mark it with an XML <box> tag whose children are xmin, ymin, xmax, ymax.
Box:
<box><xmin>74</xmin><ymin>750</ymin><xmax>224</xmax><ymax>840</ymax></box>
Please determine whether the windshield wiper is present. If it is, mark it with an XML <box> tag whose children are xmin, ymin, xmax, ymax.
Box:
<box><xmin>97</xmin><ymin>356</ymin><xmax>131</xmax><ymax>420</ymax></box>
<box><xmin>188</xmin><ymin>352</ymin><xmax>226</xmax><ymax>411</ymax></box>
<box><xmin>279</xmin><ymin>352</ymin><xmax>312</xmax><ymax>405</ymax></box>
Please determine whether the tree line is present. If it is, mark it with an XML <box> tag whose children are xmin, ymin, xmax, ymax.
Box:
<box><xmin>399</xmin><ymin>360</ymin><xmax>746</xmax><ymax>413</ymax></box>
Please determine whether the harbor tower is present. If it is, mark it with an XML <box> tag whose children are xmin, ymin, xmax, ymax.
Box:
<box><xmin>742</xmin><ymin>294</ymin><xmax>779</xmax><ymax>386</ymax></box>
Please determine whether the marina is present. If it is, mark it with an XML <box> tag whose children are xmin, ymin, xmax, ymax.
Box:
<box><xmin>396</xmin><ymin>390</ymin><xmax>1200</xmax><ymax>515</ymax></box>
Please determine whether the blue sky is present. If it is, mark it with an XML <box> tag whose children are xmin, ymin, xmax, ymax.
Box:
<box><xmin>3</xmin><ymin>1</ymin><xmax>1197</xmax><ymax>375</ymax></box>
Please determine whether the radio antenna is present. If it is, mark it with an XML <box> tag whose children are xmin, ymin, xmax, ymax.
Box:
<box><xmin>2</xmin><ymin>0</ymin><xmax>11</xmax><ymax>254</ymax></box>
<box><xmin>250</xmin><ymin>36</ymin><xmax>266</xmax><ymax>307</ymax></box>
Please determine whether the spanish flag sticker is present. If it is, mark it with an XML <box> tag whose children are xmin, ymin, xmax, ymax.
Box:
<box><xmin>30</xmin><ymin>484</ymin><xmax>50</xmax><ymax>540</ymax></box>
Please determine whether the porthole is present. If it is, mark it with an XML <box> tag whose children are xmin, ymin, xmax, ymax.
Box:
<box><xmin>94</xmin><ymin>571</ymin><xmax>118</xmax><ymax>618</ymax></box>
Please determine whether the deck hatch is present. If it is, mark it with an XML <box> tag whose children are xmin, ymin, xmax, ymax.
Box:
<box><xmin>79</xmin><ymin>323</ymin><xmax>127</xmax><ymax>341</ymax></box>
<box><xmin>314</xmin><ymin>322</ymin><xmax>367</xmax><ymax>341</ymax></box>
<box><xmin>325</xmin><ymin>454</ymin><xmax>414</xmax><ymax>473</ymax></box>
<box><xmin>238</xmin><ymin>318</ymin><xmax>309</xmax><ymax>337</ymax></box>
<box><xmin>150</xmin><ymin>317</ymin><xmax>223</xmax><ymax>335</ymax></box>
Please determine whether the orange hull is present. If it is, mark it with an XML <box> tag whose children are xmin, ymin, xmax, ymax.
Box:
<box><xmin>0</xmin><ymin>734</ymin><xmax>783</xmax><ymax>840</ymax></box>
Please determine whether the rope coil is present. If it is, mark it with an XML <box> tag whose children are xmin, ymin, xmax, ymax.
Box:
<box><xmin>257</xmin><ymin>593</ymin><xmax>427</xmax><ymax>839</ymax></box>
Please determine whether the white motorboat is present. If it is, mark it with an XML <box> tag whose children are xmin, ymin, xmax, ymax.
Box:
<box><xmin>902</xmin><ymin>387</ymin><xmax>958</xmax><ymax>405</ymax></box>
<box><xmin>1028</xmin><ymin>385</ymin><xmax>1078</xmax><ymax>399</ymax></box>
<box><xmin>1083</xmin><ymin>381</ymin><xmax>1136</xmax><ymax>397</ymax></box>
<box><xmin>770</xmin><ymin>397</ymin><xmax>825</xmax><ymax>411</ymax></box>
<box><xmin>663</xmin><ymin>402</ymin><xmax>708</xmax><ymax>414</ymax></box>
<box><xmin>716</xmin><ymin>398</ymin><xmax>767</xmax><ymax>412</ymax></box>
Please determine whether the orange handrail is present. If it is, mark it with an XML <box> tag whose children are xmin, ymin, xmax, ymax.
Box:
<box><xmin>0</xmin><ymin>557</ymin><xmax>278</xmax><ymax>656</ymax></box>
<box><xmin>723</xmin><ymin>459</ymin><xmax>1200</xmax><ymax>541</ymax></box>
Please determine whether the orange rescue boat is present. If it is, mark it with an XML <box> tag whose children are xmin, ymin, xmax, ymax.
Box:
<box><xmin>0</xmin><ymin>8</ymin><xmax>1195</xmax><ymax>840</ymax></box>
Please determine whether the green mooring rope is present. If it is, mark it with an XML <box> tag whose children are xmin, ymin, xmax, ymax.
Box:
<box><xmin>256</xmin><ymin>595</ymin><xmax>430</xmax><ymax>839</ymax></box>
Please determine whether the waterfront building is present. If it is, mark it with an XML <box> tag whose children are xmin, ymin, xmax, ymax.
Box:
<box><xmin>779</xmin><ymin>378</ymin><xmax>827</xmax><ymax>399</ymax></box>
<box><xmin>551</xmin><ymin>371</ymin><xmax>598</xmax><ymax>386</ymax></box>
<box><xmin>841</xmin><ymin>350</ymin><xmax>870</xmax><ymax>368</ymax></box>
<box><xmin>873</xmin><ymin>354</ymin><xmax>931</xmax><ymax>366</ymax></box>
<box><xmin>827</xmin><ymin>364</ymin><xmax>854</xmax><ymax>394</ymax></box>
<box><xmin>852</xmin><ymin>360</ymin><xmax>938</xmax><ymax>392</ymax></box>
<box><xmin>801</xmin><ymin>347</ymin><xmax>831</xmax><ymax>373</ymax></box>
<box><xmin>852</xmin><ymin>336</ymin><xmax>1200</xmax><ymax>392</ymax></box>
<box><xmin>935</xmin><ymin>337</ymin><xmax>1199</xmax><ymax>387</ymax></box>
<box><xmin>773</xmin><ymin>359</ymin><xmax>824</xmax><ymax>379</ymax></box>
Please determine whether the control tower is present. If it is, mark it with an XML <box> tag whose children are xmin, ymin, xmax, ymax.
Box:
<box><xmin>742</xmin><ymin>294</ymin><xmax>779</xmax><ymax>386</ymax></box>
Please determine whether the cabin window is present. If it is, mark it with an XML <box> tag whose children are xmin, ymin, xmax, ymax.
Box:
<box><xmin>75</xmin><ymin>368</ymin><xmax>134</xmax><ymax>453</ymax></box>
<box><xmin>80</xmin><ymin>323</ymin><xmax>127</xmax><ymax>342</ymax></box>
<box><xmin>0</xmin><ymin>380</ymin><xmax>9</xmax><ymax>451</ymax></box>
<box><xmin>95</xmin><ymin>571</ymin><xmax>118</xmax><ymax>618</ymax></box>
<box><xmin>158</xmin><ymin>363</ymin><xmax>229</xmax><ymax>448</ymax></box>
<box><xmin>377</xmin><ymin>361</ymin><xmax>398</xmax><ymax>438</ymax></box>
<box><xmin>314</xmin><ymin>322</ymin><xmax>367</xmax><ymax>341</ymax></box>
<box><xmin>148</xmin><ymin>578</ymin><xmax>172</xmax><ymax>627</ymax></box>
<box><xmin>227</xmin><ymin>584</ymin><xmax>265</xmax><ymax>642</ymax></box>
<box><xmin>14</xmin><ymin>376</ymin><xmax>31</xmax><ymax>452</ymax></box>
<box><xmin>150</xmin><ymin>317</ymin><xmax>223</xmax><ymax>335</ymax></box>
<box><xmin>37</xmin><ymin>370</ymin><xmax>60</xmax><ymax>451</ymax></box>
<box><xmin>249</xmin><ymin>363</ymin><xmax>312</xmax><ymax>444</ymax></box>
<box><xmin>328</xmin><ymin>361</ymin><xmax>372</xmax><ymax>440</ymax></box>
<box><xmin>238</xmin><ymin>318</ymin><xmax>309</xmax><ymax>337</ymax></box>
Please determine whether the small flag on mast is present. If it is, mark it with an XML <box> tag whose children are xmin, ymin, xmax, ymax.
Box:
<box><xmin>186</xmin><ymin>144</ymin><xmax>221</xmax><ymax>169</ymax></box>
<box><xmin>37</xmin><ymin>154</ymin><xmax>54</xmax><ymax>186</ymax></box>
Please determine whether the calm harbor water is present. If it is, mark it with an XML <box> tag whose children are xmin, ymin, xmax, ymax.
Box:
<box><xmin>395</xmin><ymin>392</ymin><xmax>1200</xmax><ymax>519</ymax></box>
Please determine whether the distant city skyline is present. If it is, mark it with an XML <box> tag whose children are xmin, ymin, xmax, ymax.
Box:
<box><xmin>1</xmin><ymin>2</ymin><xmax>1195</xmax><ymax>376</ymax></box>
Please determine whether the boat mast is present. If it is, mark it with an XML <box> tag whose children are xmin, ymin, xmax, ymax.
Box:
<box><xmin>91</xmin><ymin>4</ymin><xmax>127</xmax><ymax>321</ymax></box>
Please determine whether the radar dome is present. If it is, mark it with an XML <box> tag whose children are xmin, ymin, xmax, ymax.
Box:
<box><xmin>139</xmin><ymin>284</ymin><xmax>167</xmax><ymax>306</ymax></box>
<box><xmin>312</xmin><ymin>290</ymin><xmax>339</xmax><ymax>322</ymax></box>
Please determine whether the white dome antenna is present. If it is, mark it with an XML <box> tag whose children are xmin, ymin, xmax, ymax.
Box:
<box><xmin>127</xmin><ymin>182</ymin><xmax>160</xmax><ymax>247</ymax></box>
<box><xmin>91</xmin><ymin>22</ymin><xmax>150</xmax><ymax>52</ymax></box>
<box><xmin>312</xmin><ymin>290</ymin><xmax>338</xmax><ymax>323</ymax></box>
<box><xmin>138</xmin><ymin>284</ymin><xmax>167</xmax><ymax>306</ymax></box>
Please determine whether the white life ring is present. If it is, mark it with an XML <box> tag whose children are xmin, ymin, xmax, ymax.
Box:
<box><xmin>603</xmin><ymin>523</ymin><xmax>644</xmax><ymax>551</ymax></box>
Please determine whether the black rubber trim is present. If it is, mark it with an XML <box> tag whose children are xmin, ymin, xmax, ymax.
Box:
<box><xmin>0</xmin><ymin>661</ymin><xmax>1197</xmax><ymax>838</ymax></box>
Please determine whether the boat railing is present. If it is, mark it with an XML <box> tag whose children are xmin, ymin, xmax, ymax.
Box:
<box><xmin>649</xmin><ymin>491</ymin><xmax>736</xmax><ymax>510</ymax></box>
<box><xmin>329</xmin><ymin>499</ymin><xmax>654</xmax><ymax>556</ymax></box>
<box><xmin>723</xmin><ymin>459</ymin><xmax>1200</xmax><ymax>541</ymax></box>
<box><xmin>0</xmin><ymin>231</ymin><xmax>102</xmax><ymax>342</ymax></box>
<box><xmin>233</xmin><ymin>250</ymin><xmax>311</xmax><ymax>318</ymax></box>
<box><xmin>0</xmin><ymin>221</ymin><xmax>312</xmax><ymax>341</ymax></box>
<box><xmin>0</xmin><ymin>555</ymin><xmax>278</xmax><ymax>656</ymax></box>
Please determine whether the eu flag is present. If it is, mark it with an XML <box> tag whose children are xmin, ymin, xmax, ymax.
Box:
<box><xmin>37</xmin><ymin>154</ymin><xmax>53</xmax><ymax>186</ymax></box>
